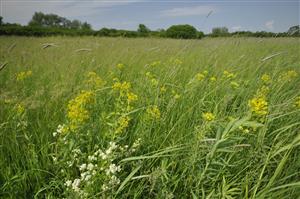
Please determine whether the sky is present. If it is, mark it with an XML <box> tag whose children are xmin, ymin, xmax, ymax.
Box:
<box><xmin>1</xmin><ymin>0</ymin><xmax>299</xmax><ymax>33</ymax></box>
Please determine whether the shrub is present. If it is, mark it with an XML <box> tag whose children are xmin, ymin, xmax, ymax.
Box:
<box><xmin>166</xmin><ymin>24</ymin><xmax>198</xmax><ymax>39</ymax></box>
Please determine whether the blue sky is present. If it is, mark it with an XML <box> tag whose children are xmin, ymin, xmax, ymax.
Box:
<box><xmin>1</xmin><ymin>0</ymin><xmax>299</xmax><ymax>33</ymax></box>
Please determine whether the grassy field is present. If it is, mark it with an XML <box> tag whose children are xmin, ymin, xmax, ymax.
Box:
<box><xmin>0</xmin><ymin>36</ymin><xmax>300</xmax><ymax>198</ymax></box>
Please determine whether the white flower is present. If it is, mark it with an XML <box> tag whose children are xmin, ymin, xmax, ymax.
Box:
<box><xmin>105</xmin><ymin>148</ymin><xmax>112</xmax><ymax>155</ymax></box>
<box><xmin>72</xmin><ymin>179</ymin><xmax>81</xmax><ymax>192</ymax></box>
<box><xmin>87</xmin><ymin>163</ymin><xmax>94</xmax><ymax>171</ymax></box>
<box><xmin>85</xmin><ymin>174</ymin><xmax>92</xmax><ymax>181</ymax></box>
<box><xmin>88</xmin><ymin>155</ymin><xmax>97</xmax><ymax>161</ymax></box>
<box><xmin>99</xmin><ymin>151</ymin><xmax>108</xmax><ymax>160</ymax></box>
<box><xmin>67</xmin><ymin>161</ymin><xmax>73</xmax><ymax>167</ymax></box>
<box><xmin>57</xmin><ymin>124</ymin><xmax>66</xmax><ymax>134</ymax></box>
<box><xmin>72</xmin><ymin>149</ymin><xmax>81</xmax><ymax>154</ymax></box>
<box><xmin>109</xmin><ymin>141</ymin><xmax>118</xmax><ymax>150</ymax></box>
<box><xmin>79</xmin><ymin>163</ymin><xmax>87</xmax><ymax>171</ymax></box>
<box><xmin>92</xmin><ymin>170</ymin><xmax>97</xmax><ymax>176</ymax></box>
<box><xmin>102</xmin><ymin>184</ymin><xmax>109</xmax><ymax>191</ymax></box>
<box><xmin>106</xmin><ymin>163</ymin><xmax>121</xmax><ymax>175</ymax></box>
<box><xmin>64</xmin><ymin>180</ymin><xmax>72</xmax><ymax>187</ymax></box>
<box><xmin>52</xmin><ymin>132</ymin><xmax>57</xmax><ymax>137</ymax></box>
<box><xmin>109</xmin><ymin>175</ymin><xmax>120</xmax><ymax>185</ymax></box>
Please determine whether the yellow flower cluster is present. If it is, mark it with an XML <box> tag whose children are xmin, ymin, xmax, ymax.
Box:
<box><xmin>295</xmin><ymin>97</ymin><xmax>300</xmax><ymax>109</ymax></box>
<box><xmin>112</xmin><ymin>79</ymin><xmax>138</xmax><ymax>111</ymax></box>
<box><xmin>196</xmin><ymin>73</ymin><xmax>205</xmax><ymax>81</ymax></box>
<box><xmin>256</xmin><ymin>85</ymin><xmax>270</xmax><ymax>96</ymax></box>
<box><xmin>230</xmin><ymin>81</ymin><xmax>240</xmax><ymax>89</ymax></box>
<box><xmin>261</xmin><ymin>74</ymin><xmax>271</xmax><ymax>83</ymax></box>
<box><xmin>279</xmin><ymin>70</ymin><xmax>298</xmax><ymax>81</ymax></box>
<box><xmin>16</xmin><ymin>70</ymin><xmax>32</xmax><ymax>81</ymax></box>
<box><xmin>160</xmin><ymin>86</ymin><xmax>167</xmax><ymax>93</ymax></box>
<box><xmin>248</xmin><ymin>96</ymin><xmax>268</xmax><ymax>116</ymax></box>
<box><xmin>86</xmin><ymin>72</ymin><xmax>105</xmax><ymax>88</ymax></box>
<box><xmin>223</xmin><ymin>70</ymin><xmax>236</xmax><ymax>79</ymax></box>
<box><xmin>171</xmin><ymin>90</ymin><xmax>181</xmax><ymax>99</ymax></box>
<box><xmin>16</xmin><ymin>103</ymin><xmax>25</xmax><ymax>115</ymax></box>
<box><xmin>145</xmin><ymin>72</ymin><xmax>159</xmax><ymax>86</ymax></box>
<box><xmin>195</xmin><ymin>70</ymin><xmax>208</xmax><ymax>81</ymax></box>
<box><xmin>117</xmin><ymin>63</ymin><xmax>125</xmax><ymax>70</ymax></box>
<box><xmin>67</xmin><ymin>90</ymin><xmax>95</xmax><ymax>130</ymax></box>
<box><xmin>127</xmin><ymin>92</ymin><xmax>138</xmax><ymax>103</ymax></box>
<box><xmin>149</xmin><ymin>61</ymin><xmax>161</xmax><ymax>67</ymax></box>
<box><xmin>112</xmin><ymin>81</ymin><xmax>131</xmax><ymax>93</ymax></box>
<box><xmin>210</xmin><ymin>76</ymin><xmax>217</xmax><ymax>82</ymax></box>
<box><xmin>172</xmin><ymin>58</ymin><xmax>183</xmax><ymax>66</ymax></box>
<box><xmin>116</xmin><ymin>115</ymin><xmax>130</xmax><ymax>134</ymax></box>
<box><xmin>239</xmin><ymin>126</ymin><xmax>250</xmax><ymax>133</ymax></box>
<box><xmin>202</xmin><ymin>112</ymin><xmax>215</xmax><ymax>122</ymax></box>
<box><xmin>146</xmin><ymin>105</ymin><xmax>161</xmax><ymax>120</ymax></box>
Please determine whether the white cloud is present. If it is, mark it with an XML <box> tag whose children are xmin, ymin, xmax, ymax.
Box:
<box><xmin>231</xmin><ymin>26</ymin><xmax>242</xmax><ymax>31</ymax></box>
<box><xmin>1</xmin><ymin>0</ymin><xmax>143</xmax><ymax>25</ymax></box>
<box><xmin>161</xmin><ymin>6</ymin><xmax>217</xmax><ymax>17</ymax></box>
<box><xmin>265</xmin><ymin>20</ymin><xmax>274</xmax><ymax>30</ymax></box>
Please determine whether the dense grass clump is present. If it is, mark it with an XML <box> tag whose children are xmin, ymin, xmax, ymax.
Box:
<box><xmin>0</xmin><ymin>36</ymin><xmax>299</xmax><ymax>198</ymax></box>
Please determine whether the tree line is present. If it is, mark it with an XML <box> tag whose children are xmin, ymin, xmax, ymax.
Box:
<box><xmin>0</xmin><ymin>13</ymin><xmax>299</xmax><ymax>38</ymax></box>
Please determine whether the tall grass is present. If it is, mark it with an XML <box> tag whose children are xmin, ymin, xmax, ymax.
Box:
<box><xmin>0</xmin><ymin>36</ymin><xmax>299</xmax><ymax>198</ymax></box>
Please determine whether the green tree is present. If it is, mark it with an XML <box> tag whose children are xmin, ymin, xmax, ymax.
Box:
<box><xmin>197</xmin><ymin>31</ymin><xmax>205</xmax><ymax>39</ymax></box>
<box><xmin>28</xmin><ymin>12</ymin><xmax>92</xmax><ymax>30</ymax></box>
<box><xmin>137</xmin><ymin>24</ymin><xmax>150</xmax><ymax>36</ymax></box>
<box><xmin>0</xmin><ymin>16</ymin><xmax>3</xmax><ymax>26</ymax></box>
<box><xmin>287</xmin><ymin>25</ymin><xmax>300</xmax><ymax>36</ymax></box>
<box><xmin>166</xmin><ymin>24</ymin><xmax>198</xmax><ymax>39</ymax></box>
<box><xmin>211</xmin><ymin>27</ymin><xmax>229</xmax><ymax>36</ymax></box>
<box><xmin>82</xmin><ymin>22</ymin><xmax>92</xmax><ymax>30</ymax></box>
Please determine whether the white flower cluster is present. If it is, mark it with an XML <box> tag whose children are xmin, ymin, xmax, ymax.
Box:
<box><xmin>63</xmin><ymin>139</ymin><xmax>142</xmax><ymax>196</ymax></box>
<box><xmin>52</xmin><ymin>124</ymin><xmax>67</xmax><ymax>137</ymax></box>
<box><xmin>79</xmin><ymin>163</ymin><xmax>97</xmax><ymax>183</ymax></box>
<box><xmin>131</xmin><ymin>138</ymin><xmax>142</xmax><ymax>152</ymax></box>
<box><xmin>64</xmin><ymin>178</ymin><xmax>81</xmax><ymax>193</ymax></box>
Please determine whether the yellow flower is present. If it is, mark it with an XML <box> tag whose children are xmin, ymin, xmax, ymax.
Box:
<box><xmin>210</xmin><ymin>76</ymin><xmax>217</xmax><ymax>82</ymax></box>
<box><xmin>261</xmin><ymin>74</ymin><xmax>271</xmax><ymax>83</ymax></box>
<box><xmin>172</xmin><ymin>90</ymin><xmax>181</xmax><ymax>99</ymax></box>
<box><xmin>279</xmin><ymin>70</ymin><xmax>298</xmax><ymax>81</ymax></box>
<box><xmin>230</xmin><ymin>81</ymin><xmax>240</xmax><ymax>89</ymax></box>
<box><xmin>174</xmin><ymin>94</ymin><xmax>181</xmax><ymax>99</ymax></box>
<box><xmin>16</xmin><ymin>103</ymin><xmax>25</xmax><ymax>115</ymax></box>
<box><xmin>112</xmin><ymin>81</ymin><xmax>131</xmax><ymax>92</ymax></box>
<box><xmin>294</xmin><ymin>97</ymin><xmax>300</xmax><ymax>109</ymax></box>
<box><xmin>151</xmin><ymin>78</ymin><xmax>159</xmax><ymax>86</ymax></box>
<box><xmin>16</xmin><ymin>70</ymin><xmax>32</xmax><ymax>81</ymax></box>
<box><xmin>223</xmin><ymin>70</ymin><xmax>236</xmax><ymax>79</ymax></box>
<box><xmin>149</xmin><ymin>61</ymin><xmax>161</xmax><ymax>67</ymax></box>
<box><xmin>127</xmin><ymin>92</ymin><xmax>138</xmax><ymax>103</ymax></box>
<box><xmin>195</xmin><ymin>73</ymin><xmax>205</xmax><ymax>81</ymax></box>
<box><xmin>202</xmin><ymin>112</ymin><xmax>215</xmax><ymax>121</ymax></box>
<box><xmin>160</xmin><ymin>86</ymin><xmax>167</xmax><ymax>93</ymax></box>
<box><xmin>116</xmin><ymin>115</ymin><xmax>130</xmax><ymax>133</ymax></box>
<box><xmin>67</xmin><ymin>90</ymin><xmax>95</xmax><ymax>130</ymax></box>
<box><xmin>145</xmin><ymin>72</ymin><xmax>152</xmax><ymax>78</ymax></box>
<box><xmin>117</xmin><ymin>63</ymin><xmax>125</xmax><ymax>70</ymax></box>
<box><xmin>146</xmin><ymin>105</ymin><xmax>161</xmax><ymax>120</ymax></box>
<box><xmin>173</xmin><ymin>59</ymin><xmax>182</xmax><ymax>66</ymax></box>
<box><xmin>248</xmin><ymin>96</ymin><xmax>268</xmax><ymax>116</ymax></box>
<box><xmin>86</xmin><ymin>72</ymin><xmax>105</xmax><ymax>88</ymax></box>
<box><xmin>256</xmin><ymin>86</ymin><xmax>270</xmax><ymax>96</ymax></box>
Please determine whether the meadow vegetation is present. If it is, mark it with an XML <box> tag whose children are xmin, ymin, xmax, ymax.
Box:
<box><xmin>0</xmin><ymin>36</ymin><xmax>300</xmax><ymax>198</ymax></box>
